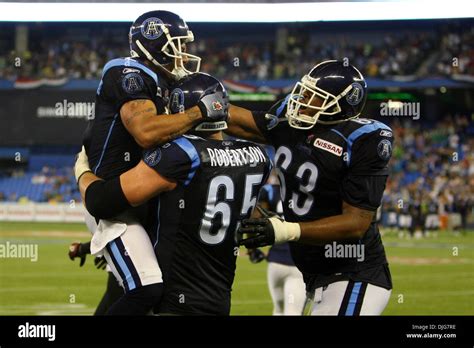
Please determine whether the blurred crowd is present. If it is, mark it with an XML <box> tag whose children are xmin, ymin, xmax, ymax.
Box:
<box><xmin>381</xmin><ymin>114</ymin><xmax>474</xmax><ymax>234</ymax></box>
<box><xmin>0</xmin><ymin>165</ymin><xmax>80</xmax><ymax>203</ymax></box>
<box><xmin>0</xmin><ymin>24</ymin><xmax>472</xmax><ymax>81</ymax></box>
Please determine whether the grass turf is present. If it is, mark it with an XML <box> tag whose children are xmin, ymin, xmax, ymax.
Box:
<box><xmin>0</xmin><ymin>222</ymin><xmax>473</xmax><ymax>315</ymax></box>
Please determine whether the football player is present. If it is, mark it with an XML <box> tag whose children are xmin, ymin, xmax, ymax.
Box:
<box><xmin>228</xmin><ymin>60</ymin><xmax>393</xmax><ymax>315</ymax></box>
<box><xmin>75</xmin><ymin>73</ymin><xmax>272</xmax><ymax>315</ymax></box>
<box><xmin>81</xmin><ymin>10</ymin><xmax>228</xmax><ymax>315</ymax></box>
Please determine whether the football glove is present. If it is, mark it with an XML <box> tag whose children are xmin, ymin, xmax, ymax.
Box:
<box><xmin>74</xmin><ymin>146</ymin><xmax>92</xmax><ymax>183</ymax></box>
<box><xmin>236</xmin><ymin>217</ymin><xmax>301</xmax><ymax>249</ymax></box>
<box><xmin>68</xmin><ymin>242</ymin><xmax>88</xmax><ymax>267</ymax></box>
<box><xmin>197</xmin><ymin>85</ymin><xmax>229</xmax><ymax>123</ymax></box>
<box><xmin>94</xmin><ymin>256</ymin><xmax>107</xmax><ymax>270</ymax></box>
<box><xmin>248</xmin><ymin>248</ymin><xmax>266</xmax><ymax>264</ymax></box>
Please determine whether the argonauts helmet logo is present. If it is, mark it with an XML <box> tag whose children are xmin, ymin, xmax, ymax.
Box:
<box><xmin>377</xmin><ymin>139</ymin><xmax>392</xmax><ymax>160</ymax></box>
<box><xmin>169</xmin><ymin>88</ymin><xmax>185</xmax><ymax>114</ymax></box>
<box><xmin>122</xmin><ymin>73</ymin><xmax>144</xmax><ymax>94</ymax></box>
<box><xmin>346</xmin><ymin>82</ymin><xmax>364</xmax><ymax>106</ymax></box>
<box><xmin>141</xmin><ymin>17</ymin><xmax>164</xmax><ymax>40</ymax></box>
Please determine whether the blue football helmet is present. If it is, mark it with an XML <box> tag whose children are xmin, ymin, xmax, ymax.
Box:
<box><xmin>129</xmin><ymin>10</ymin><xmax>201</xmax><ymax>79</ymax></box>
<box><xmin>169</xmin><ymin>73</ymin><xmax>229</xmax><ymax>131</ymax></box>
<box><xmin>287</xmin><ymin>60</ymin><xmax>367</xmax><ymax>129</ymax></box>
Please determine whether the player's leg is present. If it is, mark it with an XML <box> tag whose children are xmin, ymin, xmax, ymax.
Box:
<box><xmin>94</xmin><ymin>271</ymin><xmax>124</xmax><ymax>315</ymax></box>
<box><xmin>102</xmin><ymin>221</ymin><xmax>163</xmax><ymax>315</ymax></box>
<box><xmin>310</xmin><ymin>281</ymin><xmax>349</xmax><ymax>315</ymax></box>
<box><xmin>282</xmin><ymin>266</ymin><xmax>305</xmax><ymax>315</ymax></box>
<box><xmin>311</xmin><ymin>280</ymin><xmax>391</xmax><ymax>316</ymax></box>
<box><xmin>267</xmin><ymin>262</ymin><xmax>285</xmax><ymax>315</ymax></box>
<box><xmin>359</xmin><ymin>283</ymin><xmax>392</xmax><ymax>315</ymax></box>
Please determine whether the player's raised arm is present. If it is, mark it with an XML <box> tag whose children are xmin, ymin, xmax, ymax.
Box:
<box><xmin>121</xmin><ymin>88</ymin><xmax>227</xmax><ymax>148</ymax></box>
<box><xmin>120</xmin><ymin>99</ymin><xmax>201</xmax><ymax>148</ymax></box>
<box><xmin>226</xmin><ymin>104</ymin><xmax>269</xmax><ymax>144</ymax></box>
<box><xmin>74</xmin><ymin>147</ymin><xmax>176</xmax><ymax>219</ymax></box>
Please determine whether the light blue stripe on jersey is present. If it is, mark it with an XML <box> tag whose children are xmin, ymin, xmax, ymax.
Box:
<box><xmin>345</xmin><ymin>282</ymin><xmax>362</xmax><ymax>316</ymax></box>
<box><xmin>339</xmin><ymin>121</ymin><xmax>391</xmax><ymax>166</ymax></box>
<box><xmin>263</xmin><ymin>184</ymin><xmax>274</xmax><ymax>202</ymax></box>
<box><xmin>97</xmin><ymin>57</ymin><xmax>158</xmax><ymax>94</ymax></box>
<box><xmin>173</xmin><ymin>137</ymin><xmax>201</xmax><ymax>186</ymax></box>
<box><xmin>93</xmin><ymin>113</ymin><xmax>118</xmax><ymax>174</ymax></box>
<box><xmin>110</xmin><ymin>240</ymin><xmax>136</xmax><ymax>291</ymax></box>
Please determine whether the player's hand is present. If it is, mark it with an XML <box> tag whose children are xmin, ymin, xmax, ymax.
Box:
<box><xmin>68</xmin><ymin>242</ymin><xmax>87</xmax><ymax>267</ymax></box>
<box><xmin>248</xmin><ymin>248</ymin><xmax>266</xmax><ymax>264</ymax></box>
<box><xmin>236</xmin><ymin>217</ymin><xmax>301</xmax><ymax>249</ymax></box>
<box><xmin>236</xmin><ymin>218</ymin><xmax>275</xmax><ymax>249</ymax></box>
<box><xmin>197</xmin><ymin>85</ymin><xmax>229</xmax><ymax>122</ymax></box>
<box><xmin>94</xmin><ymin>256</ymin><xmax>107</xmax><ymax>270</ymax></box>
<box><xmin>74</xmin><ymin>146</ymin><xmax>92</xmax><ymax>183</ymax></box>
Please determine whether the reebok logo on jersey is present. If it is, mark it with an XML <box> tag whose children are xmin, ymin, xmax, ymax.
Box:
<box><xmin>313</xmin><ymin>138</ymin><xmax>343</xmax><ymax>157</ymax></box>
<box><xmin>122</xmin><ymin>68</ymin><xmax>140</xmax><ymax>74</ymax></box>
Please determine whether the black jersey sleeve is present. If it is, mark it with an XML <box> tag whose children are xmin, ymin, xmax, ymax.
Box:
<box><xmin>142</xmin><ymin>136</ymin><xmax>200</xmax><ymax>186</ymax></box>
<box><xmin>100</xmin><ymin>60</ymin><xmax>160</xmax><ymax>110</ymax></box>
<box><xmin>340</xmin><ymin>124</ymin><xmax>394</xmax><ymax>211</ymax></box>
<box><xmin>252</xmin><ymin>95</ymin><xmax>291</xmax><ymax>144</ymax></box>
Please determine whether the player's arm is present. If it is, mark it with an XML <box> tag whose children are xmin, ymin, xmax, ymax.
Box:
<box><xmin>237</xmin><ymin>201</ymin><xmax>375</xmax><ymax>248</ymax></box>
<box><xmin>299</xmin><ymin>202</ymin><xmax>374</xmax><ymax>243</ymax></box>
<box><xmin>74</xmin><ymin>148</ymin><xmax>176</xmax><ymax>219</ymax></box>
<box><xmin>107</xmin><ymin>66</ymin><xmax>227</xmax><ymax>148</ymax></box>
<box><xmin>226</xmin><ymin>104</ymin><xmax>269</xmax><ymax>144</ymax></box>
<box><xmin>120</xmin><ymin>99</ymin><xmax>202</xmax><ymax>148</ymax></box>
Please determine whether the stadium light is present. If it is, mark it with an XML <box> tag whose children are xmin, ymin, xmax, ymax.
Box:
<box><xmin>0</xmin><ymin>1</ymin><xmax>472</xmax><ymax>22</ymax></box>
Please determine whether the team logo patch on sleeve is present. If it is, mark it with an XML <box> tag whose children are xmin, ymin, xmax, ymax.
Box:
<box><xmin>377</xmin><ymin>139</ymin><xmax>392</xmax><ymax>160</ymax></box>
<box><xmin>143</xmin><ymin>148</ymin><xmax>162</xmax><ymax>167</ymax></box>
<box><xmin>141</xmin><ymin>17</ymin><xmax>164</xmax><ymax>40</ymax></box>
<box><xmin>122</xmin><ymin>73</ymin><xmax>144</xmax><ymax>94</ymax></box>
<box><xmin>313</xmin><ymin>138</ymin><xmax>343</xmax><ymax>156</ymax></box>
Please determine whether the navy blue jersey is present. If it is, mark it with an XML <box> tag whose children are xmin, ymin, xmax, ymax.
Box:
<box><xmin>143</xmin><ymin>135</ymin><xmax>272</xmax><ymax>315</ymax></box>
<box><xmin>83</xmin><ymin>57</ymin><xmax>169</xmax><ymax>180</ymax></box>
<box><xmin>259</xmin><ymin>184</ymin><xmax>295</xmax><ymax>267</ymax></box>
<box><xmin>253</xmin><ymin>97</ymin><xmax>393</xmax><ymax>290</ymax></box>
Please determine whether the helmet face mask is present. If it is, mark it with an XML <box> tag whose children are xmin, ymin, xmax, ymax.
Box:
<box><xmin>287</xmin><ymin>75</ymin><xmax>347</xmax><ymax>129</ymax></box>
<box><xmin>160</xmin><ymin>31</ymin><xmax>201</xmax><ymax>79</ymax></box>
<box><xmin>286</xmin><ymin>60</ymin><xmax>367</xmax><ymax>129</ymax></box>
<box><xmin>129</xmin><ymin>11</ymin><xmax>201</xmax><ymax>80</ymax></box>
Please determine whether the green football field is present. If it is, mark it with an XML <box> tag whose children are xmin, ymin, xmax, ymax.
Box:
<box><xmin>1</xmin><ymin>222</ymin><xmax>473</xmax><ymax>315</ymax></box>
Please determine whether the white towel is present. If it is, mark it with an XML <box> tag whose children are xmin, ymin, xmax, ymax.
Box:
<box><xmin>90</xmin><ymin>219</ymin><xmax>127</xmax><ymax>256</ymax></box>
